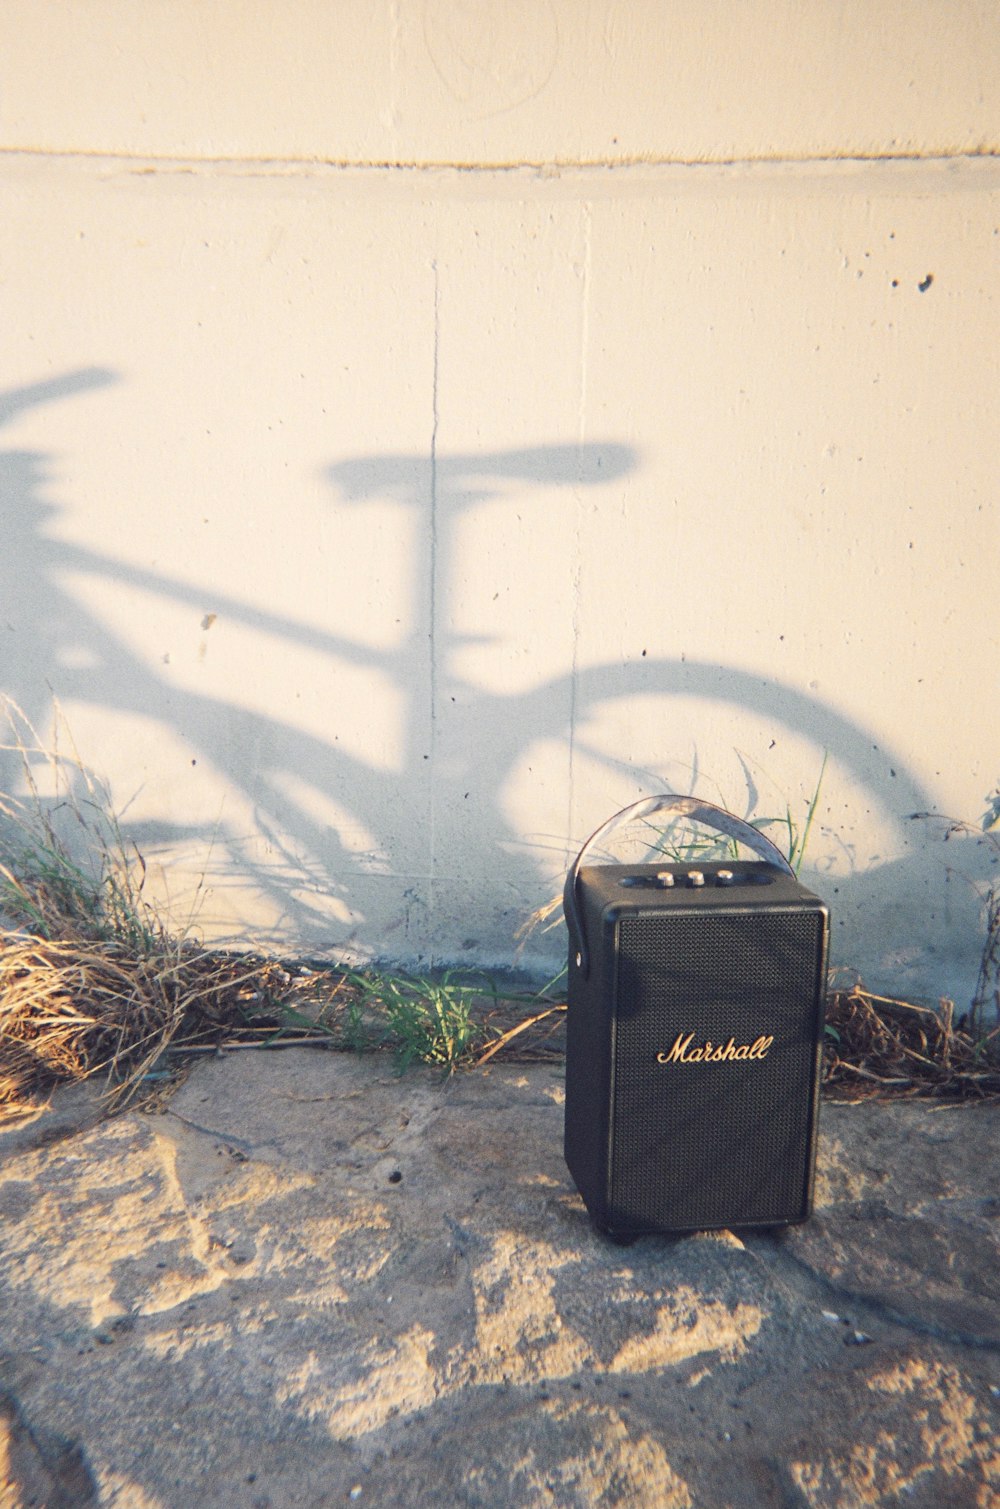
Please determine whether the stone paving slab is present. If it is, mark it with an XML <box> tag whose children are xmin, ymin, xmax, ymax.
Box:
<box><xmin>1</xmin><ymin>1051</ymin><xmax>998</xmax><ymax>1508</ymax></box>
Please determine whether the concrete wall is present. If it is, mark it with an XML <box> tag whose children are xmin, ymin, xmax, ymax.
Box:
<box><xmin>2</xmin><ymin>3</ymin><xmax>998</xmax><ymax>1002</ymax></box>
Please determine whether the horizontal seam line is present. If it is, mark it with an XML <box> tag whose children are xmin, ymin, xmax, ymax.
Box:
<box><xmin>1</xmin><ymin>146</ymin><xmax>998</xmax><ymax>173</ymax></box>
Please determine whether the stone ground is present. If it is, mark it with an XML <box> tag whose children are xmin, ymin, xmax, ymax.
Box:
<box><xmin>1</xmin><ymin>1050</ymin><xmax>998</xmax><ymax>1509</ymax></box>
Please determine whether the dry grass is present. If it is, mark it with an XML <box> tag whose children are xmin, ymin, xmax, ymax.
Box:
<box><xmin>0</xmin><ymin>933</ymin><xmax>310</xmax><ymax>1120</ymax></box>
<box><xmin>7</xmin><ymin>942</ymin><xmax>1000</xmax><ymax>1125</ymax></box>
<box><xmin>1</xmin><ymin>703</ymin><xmax>997</xmax><ymax>1121</ymax></box>
<box><xmin>823</xmin><ymin>983</ymin><xmax>1000</xmax><ymax>1102</ymax></box>
<box><xmin>0</xmin><ymin>759</ymin><xmax>562</xmax><ymax>1117</ymax></box>
<box><xmin>0</xmin><ymin>700</ymin><xmax>316</xmax><ymax>1120</ymax></box>
<box><xmin>0</xmin><ymin>931</ymin><xmax>572</xmax><ymax>1122</ymax></box>
<box><xmin>455</xmin><ymin>983</ymin><xmax>1000</xmax><ymax>1100</ymax></box>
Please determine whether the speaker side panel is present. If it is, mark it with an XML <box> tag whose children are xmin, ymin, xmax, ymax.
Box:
<box><xmin>563</xmin><ymin>897</ymin><xmax>619</xmax><ymax>1226</ymax></box>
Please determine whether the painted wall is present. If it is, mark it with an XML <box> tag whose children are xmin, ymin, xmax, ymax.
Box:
<box><xmin>1</xmin><ymin>3</ymin><xmax>998</xmax><ymax>1003</ymax></box>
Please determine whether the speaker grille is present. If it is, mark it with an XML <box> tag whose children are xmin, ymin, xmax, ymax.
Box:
<box><xmin>609</xmin><ymin>910</ymin><xmax>823</xmax><ymax>1230</ymax></box>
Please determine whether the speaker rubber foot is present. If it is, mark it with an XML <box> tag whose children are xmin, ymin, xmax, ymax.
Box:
<box><xmin>597</xmin><ymin>1226</ymin><xmax>639</xmax><ymax>1247</ymax></box>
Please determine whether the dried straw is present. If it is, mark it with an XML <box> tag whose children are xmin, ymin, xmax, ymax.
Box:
<box><xmin>0</xmin><ymin>929</ymin><xmax>307</xmax><ymax>1120</ymax></box>
<box><xmin>823</xmin><ymin>984</ymin><xmax>1000</xmax><ymax>1101</ymax></box>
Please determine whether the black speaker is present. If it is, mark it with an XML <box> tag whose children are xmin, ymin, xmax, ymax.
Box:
<box><xmin>563</xmin><ymin>797</ymin><xmax>829</xmax><ymax>1238</ymax></box>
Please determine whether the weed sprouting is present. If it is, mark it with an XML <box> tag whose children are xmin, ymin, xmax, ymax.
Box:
<box><xmin>336</xmin><ymin>968</ymin><xmax>487</xmax><ymax>1074</ymax></box>
<box><xmin>0</xmin><ymin>701</ymin><xmax>162</xmax><ymax>954</ymax></box>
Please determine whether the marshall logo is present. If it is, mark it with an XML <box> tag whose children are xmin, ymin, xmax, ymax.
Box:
<box><xmin>657</xmin><ymin>1032</ymin><xmax>774</xmax><ymax>1065</ymax></box>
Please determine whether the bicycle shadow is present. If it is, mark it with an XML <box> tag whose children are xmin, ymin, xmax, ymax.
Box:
<box><xmin>0</xmin><ymin>372</ymin><xmax>989</xmax><ymax>999</ymax></box>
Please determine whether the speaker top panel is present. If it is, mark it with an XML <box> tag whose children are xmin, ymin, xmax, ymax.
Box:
<box><xmin>576</xmin><ymin>860</ymin><xmax>827</xmax><ymax>914</ymax></box>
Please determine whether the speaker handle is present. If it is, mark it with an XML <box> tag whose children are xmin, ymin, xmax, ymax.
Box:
<box><xmin>564</xmin><ymin>795</ymin><xmax>795</xmax><ymax>978</ymax></box>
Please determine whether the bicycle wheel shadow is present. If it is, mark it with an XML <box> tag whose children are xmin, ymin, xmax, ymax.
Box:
<box><xmin>0</xmin><ymin>371</ymin><xmax>989</xmax><ymax>1002</ymax></box>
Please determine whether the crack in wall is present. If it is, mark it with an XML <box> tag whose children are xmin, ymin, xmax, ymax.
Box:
<box><xmin>565</xmin><ymin>199</ymin><xmax>593</xmax><ymax>863</ymax></box>
<box><xmin>427</xmin><ymin>258</ymin><xmax>441</xmax><ymax>933</ymax></box>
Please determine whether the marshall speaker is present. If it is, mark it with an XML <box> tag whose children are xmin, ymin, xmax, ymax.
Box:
<box><xmin>563</xmin><ymin>796</ymin><xmax>829</xmax><ymax>1238</ymax></box>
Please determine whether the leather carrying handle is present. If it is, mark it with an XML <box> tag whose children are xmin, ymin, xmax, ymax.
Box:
<box><xmin>563</xmin><ymin>795</ymin><xmax>795</xmax><ymax>978</ymax></box>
